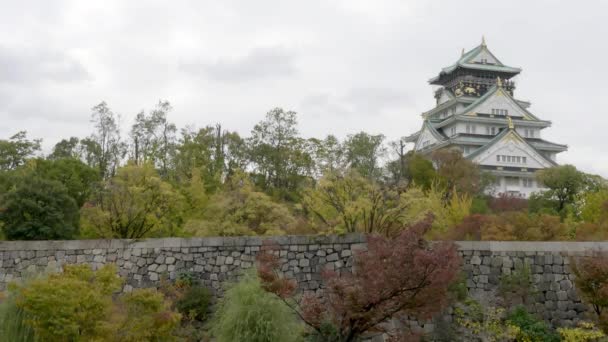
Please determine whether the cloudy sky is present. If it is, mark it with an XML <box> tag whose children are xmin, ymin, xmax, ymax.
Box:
<box><xmin>1</xmin><ymin>0</ymin><xmax>607</xmax><ymax>176</ymax></box>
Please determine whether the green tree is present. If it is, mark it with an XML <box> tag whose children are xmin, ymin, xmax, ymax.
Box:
<box><xmin>344</xmin><ymin>131</ymin><xmax>385</xmax><ymax>180</ymax></box>
<box><xmin>130</xmin><ymin>100</ymin><xmax>177</xmax><ymax>178</ymax></box>
<box><xmin>309</xmin><ymin>135</ymin><xmax>346</xmax><ymax>177</ymax></box>
<box><xmin>0</xmin><ymin>176</ymin><xmax>79</xmax><ymax>240</ymax></box>
<box><xmin>406</xmin><ymin>152</ymin><xmax>437</xmax><ymax>190</ymax></box>
<box><xmin>581</xmin><ymin>189</ymin><xmax>608</xmax><ymax>224</ymax></box>
<box><xmin>536</xmin><ymin>165</ymin><xmax>585</xmax><ymax>213</ymax></box>
<box><xmin>174</xmin><ymin>125</ymin><xmax>246</xmax><ymax>191</ymax></box>
<box><xmin>81</xmin><ymin>163</ymin><xmax>185</xmax><ymax>238</ymax></box>
<box><xmin>248</xmin><ymin>108</ymin><xmax>313</xmax><ymax>197</ymax></box>
<box><xmin>48</xmin><ymin>137</ymin><xmax>81</xmax><ymax>160</ymax></box>
<box><xmin>0</xmin><ymin>131</ymin><xmax>41</xmax><ymax>171</ymax></box>
<box><xmin>185</xmin><ymin>171</ymin><xmax>296</xmax><ymax>236</ymax></box>
<box><xmin>33</xmin><ymin>158</ymin><xmax>100</xmax><ymax>207</ymax></box>
<box><xmin>303</xmin><ymin>170</ymin><xmax>410</xmax><ymax>235</ymax></box>
<box><xmin>89</xmin><ymin>101</ymin><xmax>127</xmax><ymax>178</ymax></box>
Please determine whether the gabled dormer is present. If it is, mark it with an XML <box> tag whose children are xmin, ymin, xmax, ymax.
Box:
<box><xmin>412</xmin><ymin>121</ymin><xmax>447</xmax><ymax>151</ymax></box>
<box><xmin>467</xmin><ymin>124</ymin><xmax>557</xmax><ymax>169</ymax></box>
<box><xmin>462</xmin><ymin>81</ymin><xmax>540</xmax><ymax>121</ymax></box>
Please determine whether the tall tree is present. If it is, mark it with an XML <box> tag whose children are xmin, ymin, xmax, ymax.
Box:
<box><xmin>248</xmin><ymin>108</ymin><xmax>313</xmax><ymax>197</ymax></box>
<box><xmin>89</xmin><ymin>102</ymin><xmax>126</xmax><ymax>179</ymax></box>
<box><xmin>0</xmin><ymin>131</ymin><xmax>41</xmax><ymax>171</ymax></box>
<box><xmin>130</xmin><ymin>100</ymin><xmax>177</xmax><ymax>177</ymax></box>
<box><xmin>344</xmin><ymin>132</ymin><xmax>385</xmax><ymax>180</ymax></box>
<box><xmin>309</xmin><ymin>135</ymin><xmax>346</xmax><ymax>178</ymax></box>
<box><xmin>174</xmin><ymin>125</ymin><xmax>246</xmax><ymax>191</ymax></box>
<box><xmin>0</xmin><ymin>176</ymin><xmax>79</xmax><ymax>240</ymax></box>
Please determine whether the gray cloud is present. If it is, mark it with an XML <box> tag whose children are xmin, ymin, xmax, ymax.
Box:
<box><xmin>0</xmin><ymin>46</ymin><xmax>89</xmax><ymax>85</ymax></box>
<box><xmin>179</xmin><ymin>46</ymin><xmax>296</xmax><ymax>82</ymax></box>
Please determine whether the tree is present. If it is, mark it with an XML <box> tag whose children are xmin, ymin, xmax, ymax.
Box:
<box><xmin>257</xmin><ymin>215</ymin><xmax>460</xmax><ymax>341</ymax></box>
<box><xmin>174</xmin><ymin>125</ymin><xmax>246</xmax><ymax>191</ymax></box>
<box><xmin>130</xmin><ymin>100</ymin><xmax>177</xmax><ymax>177</ymax></box>
<box><xmin>89</xmin><ymin>101</ymin><xmax>127</xmax><ymax>178</ymax></box>
<box><xmin>344</xmin><ymin>132</ymin><xmax>385</xmax><ymax>180</ymax></box>
<box><xmin>0</xmin><ymin>176</ymin><xmax>79</xmax><ymax>240</ymax></box>
<box><xmin>581</xmin><ymin>189</ymin><xmax>608</xmax><ymax>224</ymax></box>
<box><xmin>303</xmin><ymin>170</ymin><xmax>410</xmax><ymax>235</ymax></box>
<box><xmin>33</xmin><ymin>158</ymin><xmax>101</xmax><ymax>207</ymax></box>
<box><xmin>184</xmin><ymin>171</ymin><xmax>296</xmax><ymax>237</ymax></box>
<box><xmin>405</xmin><ymin>152</ymin><xmax>436</xmax><ymax>190</ymax></box>
<box><xmin>248</xmin><ymin>108</ymin><xmax>313</xmax><ymax>197</ymax></box>
<box><xmin>536</xmin><ymin>165</ymin><xmax>585</xmax><ymax>213</ymax></box>
<box><xmin>81</xmin><ymin>163</ymin><xmax>184</xmax><ymax>238</ymax></box>
<box><xmin>431</xmin><ymin>148</ymin><xmax>485</xmax><ymax>199</ymax></box>
<box><xmin>48</xmin><ymin>137</ymin><xmax>81</xmax><ymax>160</ymax></box>
<box><xmin>309</xmin><ymin>135</ymin><xmax>346</xmax><ymax>177</ymax></box>
<box><xmin>0</xmin><ymin>131</ymin><xmax>41</xmax><ymax>171</ymax></box>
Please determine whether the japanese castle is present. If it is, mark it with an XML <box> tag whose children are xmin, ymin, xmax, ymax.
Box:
<box><xmin>406</xmin><ymin>37</ymin><xmax>567</xmax><ymax>198</ymax></box>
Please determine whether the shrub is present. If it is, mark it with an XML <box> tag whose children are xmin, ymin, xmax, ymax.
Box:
<box><xmin>453</xmin><ymin>298</ymin><xmax>520</xmax><ymax>341</ymax></box>
<box><xmin>211</xmin><ymin>272</ymin><xmax>302</xmax><ymax>342</ymax></box>
<box><xmin>10</xmin><ymin>264</ymin><xmax>181</xmax><ymax>341</ymax></box>
<box><xmin>175</xmin><ymin>286</ymin><xmax>212</xmax><ymax>321</ymax></box>
<box><xmin>499</xmin><ymin>264</ymin><xmax>536</xmax><ymax>306</ymax></box>
<box><xmin>15</xmin><ymin>264</ymin><xmax>122</xmax><ymax>340</ymax></box>
<box><xmin>571</xmin><ymin>253</ymin><xmax>608</xmax><ymax>332</ymax></box>
<box><xmin>109</xmin><ymin>288</ymin><xmax>181</xmax><ymax>342</ymax></box>
<box><xmin>506</xmin><ymin>306</ymin><xmax>559</xmax><ymax>342</ymax></box>
<box><xmin>558</xmin><ymin>321</ymin><xmax>605</xmax><ymax>341</ymax></box>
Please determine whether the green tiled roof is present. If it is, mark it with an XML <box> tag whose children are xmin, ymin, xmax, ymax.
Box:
<box><xmin>429</xmin><ymin>43</ymin><xmax>521</xmax><ymax>83</ymax></box>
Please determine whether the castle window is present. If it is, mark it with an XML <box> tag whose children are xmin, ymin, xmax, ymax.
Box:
<box><xmin>466</xmin><ymin>124</ymin><xmax>476</xmax><ymax>134</ymax></box>
<box><xmin>497</xmin><ymin>155</ymin><xmax>527</xmax><ymax>164</ymax></box>
<box><xmin>523</xmin><ymin>178</ymin><xmax>534</xmax><ymax>188</ymax></box>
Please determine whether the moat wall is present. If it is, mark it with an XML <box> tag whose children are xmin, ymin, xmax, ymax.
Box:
<box><xmin>0</xmin><ymin>236</ymin><xmax>604</xmax><ymax>333</ymax></box>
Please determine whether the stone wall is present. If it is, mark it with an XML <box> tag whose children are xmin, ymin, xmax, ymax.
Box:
<box><xmin>457</xmin><ymin>241</ymin><xmax>602</xmax><ymax>328</ymax></box>
<box><xmin>0</xmin><ymin>236</ymin><xmax>603</xmax><ymax>331</ymax></box>
<box><xmin>0</xmin><ymin>234</ymin><xmax>366</xmax><ymax>294</ymax></box>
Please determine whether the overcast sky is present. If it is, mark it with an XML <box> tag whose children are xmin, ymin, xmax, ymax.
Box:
<box><xmin>1</xmin><ymin>0</ymin><xmax>607</xmax><ymax>176</ymax></box>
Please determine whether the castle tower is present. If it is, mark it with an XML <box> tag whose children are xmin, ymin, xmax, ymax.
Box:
<box><xmin>405</xmin><ymin>37</ymin><xmax>568</xmax><ymax>198</ymax></box>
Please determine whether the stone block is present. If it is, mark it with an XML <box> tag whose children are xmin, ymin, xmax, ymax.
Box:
<box><xmin>470</xmin><ymin>255</ymin><xmax>482</xmax><ymax>265</ymax></box>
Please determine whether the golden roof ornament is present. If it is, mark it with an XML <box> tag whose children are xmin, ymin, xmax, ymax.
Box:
<box><xmin>481</xmin><ymin>35</ymin><xmax>486</xmax><ymax>47</ymax></box>
<box><xmin>496</xmin><ymin>77</ymin><xmax>503</xmax><ymax>88</ymax></box>
<box><xmin>507</xmin><ymin>115</ymin><xmax>514</xmax><ymax>130</ymax></box>
<box><xmin>461</xmin><ymin>48</ymin><xmax>465</xmax><ymax>57</ymax></box>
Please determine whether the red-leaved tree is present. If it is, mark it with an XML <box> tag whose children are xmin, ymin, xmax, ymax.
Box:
<box><xmin>257</xmin><ymin>215</ymin><xmax>460</xmax><ymax>341</ymax></box>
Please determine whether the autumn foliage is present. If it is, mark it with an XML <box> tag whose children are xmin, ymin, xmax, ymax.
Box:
<box><xmin>257</xmin><ymin>215</ymin><xmax>460</xmax><ymax>341</ymax></box>
<box><xmin>571</xmin><ymin>253</ymin><xmax>608</xmax><ymax>333</ymax></box>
